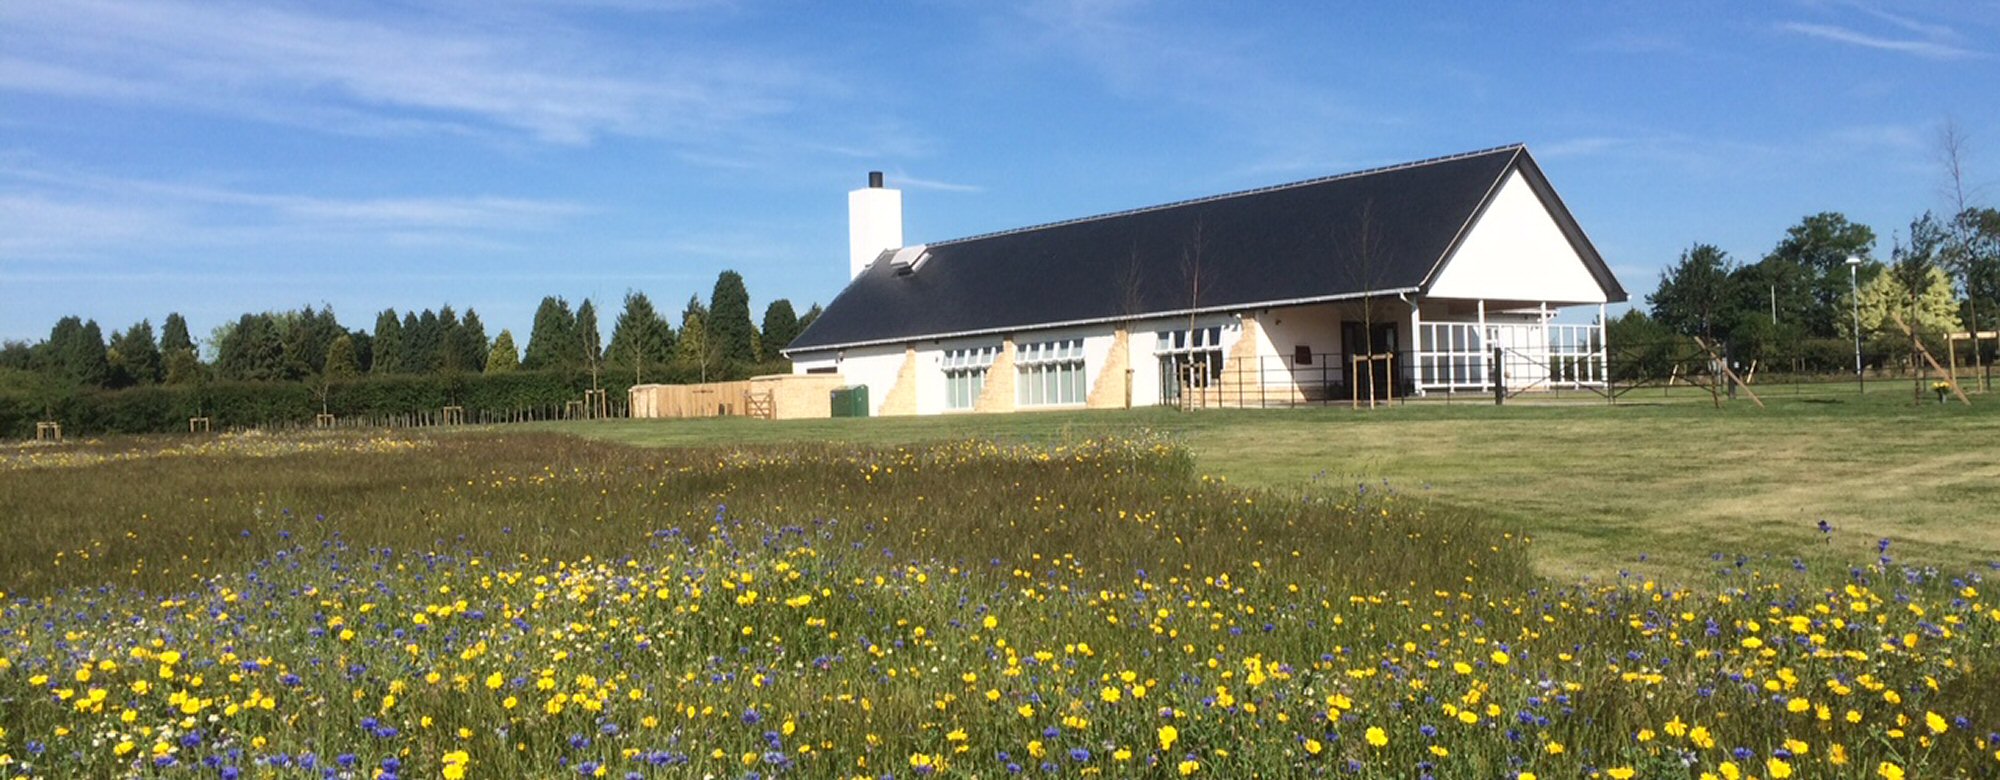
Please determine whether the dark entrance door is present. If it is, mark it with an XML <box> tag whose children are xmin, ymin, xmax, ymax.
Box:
<box><xmin>1341</xmin><ymin>321</ymin><xmax>1398</xmax><ymax>400</ymax></box>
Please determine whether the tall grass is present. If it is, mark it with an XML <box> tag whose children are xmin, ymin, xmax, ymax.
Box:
<box><xmin>1</xmin><ymin>431</ymin><xmax>1995</xmax><ymax>778</ymax></box>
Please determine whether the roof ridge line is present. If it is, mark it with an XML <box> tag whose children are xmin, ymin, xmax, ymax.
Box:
<box><xmin>929</xmin><ymin>143</ymin><xmax>1527</xmax><ymax>248</ymax></box>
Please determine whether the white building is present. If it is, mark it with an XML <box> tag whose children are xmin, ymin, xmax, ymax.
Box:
<box><xmin>783</xmin><ymin>145</ymin><xmax>1627</xmax><ymax>415</ymax></box>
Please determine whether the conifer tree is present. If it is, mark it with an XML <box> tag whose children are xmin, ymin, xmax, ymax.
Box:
<box><xmin>39</xmin><ymin>317</ymin><xmax>111</xmax><ymax>387</ymax></box>
<box><xmin>324</xmin><ymin>334</ymin><xmax>360</xmax><ymax>380</ymax></box>
<box><xmin>372</xmin><ymin>309</ymin><xmax>404</xmax><ymax>375</ymax></box>
<box><xmin>522</xmin><ymin>296</ymin><xmax>577</xmax><ymax>371</ymax></box>
<box><xmin>161</xmin><ymin>313</ymin><xmax>195</xmax><ymax>356</ymax></box>
<box><xmin>759</xmin><ymin>299</ymin><xmax>799</xmax><ymax>361</ymax></box>
<box><xmin>456</xmin><ymin>308</ymin><xmax>490</xmax><ymax>372</ymax></box>
<box><xmin>216</xmin><ymin>314</ymin><xmax>286</xmax><ymax>381</ymax></box>
<box><xmin>486</xmin><ymin>330</ymin><xmax>520</xmax><ymax>373</ymax></box>
<box><xmin>109</xmin><ymin>319</ymin><xmax>162</xmax><ymax>387</ymax></box>
<box><xmin>708</xmin><ymin>270</ymin><xmax>757</xmax><ymax>365</ymax></box>
<box><xmin>576</xmin><ymin>298</ymin><xmax>604</xmax><ymax>379</ymax></box>
<box><xmin>608</xmin><ymin>291</ymin><xmax>675</xmax><ymax>383</ymax></box>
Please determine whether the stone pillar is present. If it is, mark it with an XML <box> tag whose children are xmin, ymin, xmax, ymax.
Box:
<box><xmin>1215</xmin><ymin>316</ymin><xmax>1288</xmax><ymax>406</ymax></box>
<box><xmin>877</xmin><ymin>345</ymin><xmax>921</xmax><ymax>416</ymax></box>
<box><xmin>1086</xmin><ymin>327</ymin><xmax>1131</xmax><ymax>409</ymax></box>
<box><xmin>973</xmin><ymin>336</ymin><xmax>1017</xmax><ymax>413</ymax></box>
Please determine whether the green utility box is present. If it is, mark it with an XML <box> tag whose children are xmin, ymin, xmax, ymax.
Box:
<box><xmin>829</xmin><ymin>385</ymin><xmax>870</xmax><ymax>418</ymax></box>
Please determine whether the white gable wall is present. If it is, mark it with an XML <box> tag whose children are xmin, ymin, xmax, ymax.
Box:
<box><xmin>1425</xmin><ymin>169</ymin><xmax>1607</xmax><ymax>305</ymax></box>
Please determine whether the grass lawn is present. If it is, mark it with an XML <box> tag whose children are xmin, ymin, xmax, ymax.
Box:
<box><xmin>548</xmin><ymin>382</ymin><xmax>2000</xmax><ymax>582</ymax></box>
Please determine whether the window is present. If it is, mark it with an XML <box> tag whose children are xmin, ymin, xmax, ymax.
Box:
<box><xmin>1016</xmin><ymin>338</ymin><xmax>1087</xmax><ymax>406</ymax></box>
<box><xmin>1155</xmin><ymin>326</ymin><xmax>1224</xmax><ymax>401</ymax></box>
<box><xmin>941</xmin><ymin>345</ymin><xmax>997</xmax><ymax>410</ymax></box>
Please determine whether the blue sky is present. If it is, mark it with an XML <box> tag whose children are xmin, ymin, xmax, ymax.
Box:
<box><xmin>3</xmin><ymin>0</ymin><xmax>1995</xmax><ymax>345</ymax></box>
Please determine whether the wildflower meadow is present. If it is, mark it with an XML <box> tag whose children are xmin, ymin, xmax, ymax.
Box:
<box><xmin>2</xmin><ymin>429</ymin><xmax>1997</xmax><ymax>779</ymax></box>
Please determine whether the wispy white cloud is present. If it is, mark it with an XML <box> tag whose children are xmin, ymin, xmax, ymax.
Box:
<box><xmin>889</xmin><ymin>174</ymin><xmax>985</xmax><ymax>194</ymax></box>
<box><xmin>1778</xmin><ymin>20</ymin><xmax>1985</xmax><ymax>60</ymax></box>
<box><xmin>0</xmin><ymin>0</ymin><xmax>818</xmax><ymax>145</ymax></box>
<box><xmin>0</xmin><ymin>160</ymin><xmax>587</xmax><ymax>262</ymax></box>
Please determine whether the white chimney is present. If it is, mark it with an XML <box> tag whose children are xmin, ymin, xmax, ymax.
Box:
<box><xmin>848</xmin><ymin>171</ymin><xmax>902</xmax><ymax>280</ymax></box>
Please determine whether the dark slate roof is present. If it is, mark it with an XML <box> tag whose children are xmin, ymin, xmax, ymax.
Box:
<box><xmin>788</xmin><ymin>144</ymin><xmax>1624</xmax><ymax>354</ymax></box>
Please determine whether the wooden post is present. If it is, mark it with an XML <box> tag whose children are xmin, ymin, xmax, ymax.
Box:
<box><xmin>35</xmin><ymin>421</ymin><xmax>62</xmax><ymax>442</ymax></box>
<box><xmin>188</xmin><ymin>417</ymin><xmax>211</xmax><ymax>433</ymax></box>
<box><xmin>1692</xmin><ymin>337</ymin><xmax>1763</xmax><ymax>408</ymax></box>
<box><xmin>315</xmin><ymin>413</ymin><xmax>335</xmax><ymax>428</ymax></box>
<box><xmin>1890</xmin><ymin>313</ymin><xmax>1970</xmax><ymax>405</ymax></box>
<box><xmin>1491</xmin><ymin>347</ymin><xmax>1504</xmax><ymax>406</ymax></box>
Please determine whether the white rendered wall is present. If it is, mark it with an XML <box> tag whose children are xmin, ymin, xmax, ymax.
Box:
<box><xmin>849</xmin><ymin>187</ymin><xmax>903</xmax><ymax>280</ymax></box>
<box><xmin>821</xmin><ymin>344</ymin><xmax>907</xmax><ymax>417</ymax></box>
<box><xmin>1426</xmin><ymin>169</ymin><xmax>1607</xmax><ymax>305</ymax></box>
<box><xmin>791</xmin><ymin>354</ymin><xmax>839</xmax><ymax>374</ymax></box>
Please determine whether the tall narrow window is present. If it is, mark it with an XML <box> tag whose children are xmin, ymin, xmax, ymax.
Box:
<box><xmin>941</xmin><ymin>345</ymin><xmax>997</xmax><ymax>410</ymax></box>
<box><xmin>1155</xmin><ymin>326</ymin><xmax>1224</xmax><ymax>402</ymax></box>
<box><xmin>1016</xmin><ymin>338</ymin><xmax>1087</xmax><ymax>406</ymax></box>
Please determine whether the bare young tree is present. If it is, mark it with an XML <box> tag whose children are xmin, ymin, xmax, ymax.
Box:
<box><xmin>1338</xmin><ymin>200</ymin><xmax>1394</xmax><ymax>408</ymax></box>
<box><xmin>1938</xmin><ymin>118</ymin><xmax>1986</xmax><ymax>384</ymax></box>
<box><xmin>1177</xmin><ymin>220</ymin><xmax>1214</xmax><ymax>409</ymax></box>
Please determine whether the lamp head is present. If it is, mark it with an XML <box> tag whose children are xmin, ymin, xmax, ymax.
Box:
<box><xmin>1845</xmin><ymin>255</ymin><xmax>1862</xmax><ymax>267</ymax></box>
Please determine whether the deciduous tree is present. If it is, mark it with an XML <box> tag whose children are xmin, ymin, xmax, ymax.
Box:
<box><xmin>1763</xmin><ymin>213</ymin><xmax>1876</xmax><ymax>338</ymax></box>
<box><xmin>1648</xmin><ymin>244</ymin><xmax>1737</xmax><ymax>339</ymax></box>
<box><xmin>676</xmin><ymin>296</ymin><xmax>720</xmax><ymax>382</ymax></box>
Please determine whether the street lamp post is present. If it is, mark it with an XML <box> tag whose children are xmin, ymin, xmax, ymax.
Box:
<box><xmin>1847</xmin><ymin>255</ymin><xmax>1863</xmax><ymax>395</ymax></box>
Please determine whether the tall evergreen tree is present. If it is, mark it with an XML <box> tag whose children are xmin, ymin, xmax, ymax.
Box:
<box><xmin>38</xmin><ymin>317</ymin><xmax>111</xmax><ymax>387</ymax></box>
<box><xmin>279</xmin><ymin>305</ymin><xmax>342</xmax><ymax>379</ymax></box>
<box><xmin>324</xmin><ymin>334</ymin><xmax>361</xmax><ymax>380</ymax></box>
<box><xmin>348</xmin><ymin>329</ymin><xmax>374</xmax><ymax>373</ymax></box>
<box><xmin>486</xmin><ymin>330</ymin><xmax>520</xmax><ymax>373</ymax></box>
<box><xmin>161</xmin><ymin>313</ymin><xmax>195</xmax><ymax>356</ymax></box>
<box><xmin>108</xmin><ymin>319</ymin><xmax>163</xmax><ymax>387</ymax></box>
<box><xmin>456</xmin><ymin>308</ymin><xmax>490</xmax><ymax>372</ymax></box>
<box><xmin>798</xmin><ymin>303</ymin><xmax>823</xmax><ymax>333</ymax></box>
<box><xmin>758</xmin><ymin>299</ymin><xmax>799</xmax><ymax>361</ymax></box>
<box><xmin>216</xmin><ymin>313</ymin><xmax>286</xmax><ymax>381</ymax></box>
<box><xmin>522</xmin><ymin>296</ymin><xmax>576</xmax><ymax>371</ymax></box>
<box><xmin>576</xmin><ymin>298</ymin><xmax>604</xmax><ymax>377</ymax></box>
<box><xmin>404</xmin><ymin>310</ymin><xmax>444</xmax><ymax>374</ymax></box>
<box><xmin>161</xmin><ymin>314</ymin><xmax>202</xmax><ymax>386</ymax></box>
<box><xmin>707</xmin><ymin>270</ymin><xmax>757</xmax><ymax>365</ymax></box>
<box><xmin>608</xmin><ymin>291</ymin><xmax>676</xmax><ymax>383</ymax></box>
<box><xmin>372</xmin><ymin>309</ymin><xmax>404</xmax><ymax>375</ymax></box>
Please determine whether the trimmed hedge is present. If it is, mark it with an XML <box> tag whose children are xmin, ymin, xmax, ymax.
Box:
<box><xmin>0</xmin><ymin>370</ymin><xmax>648</xmax><ymax>438</ymax></box>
